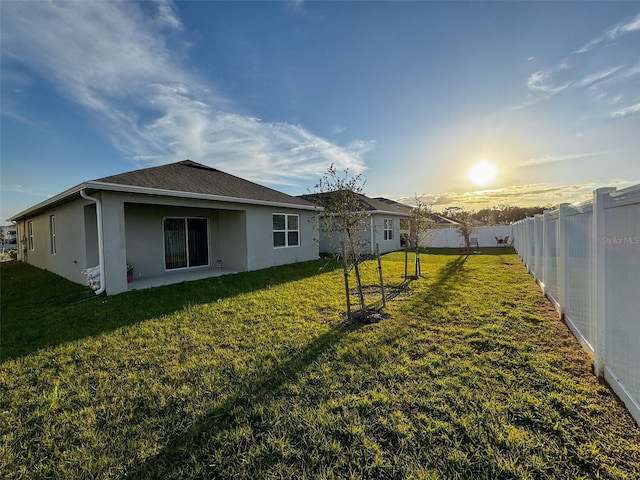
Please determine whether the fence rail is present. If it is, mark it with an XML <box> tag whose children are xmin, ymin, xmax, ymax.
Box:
<box><xmin>512</xmin><ymin>185</ymin><xmax>640</xmax><ymax>426</ymax></box>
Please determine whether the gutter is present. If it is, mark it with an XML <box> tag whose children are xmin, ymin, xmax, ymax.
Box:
<box><xmin>80</xmin><ymin>190</ymin><xmax>106</xmax><ymax>295</ymax></box>
<box><xmin>87</xmin><ymin>181</ymin><xmax>320</xmax><ymax>211</ymax></box>
<box><xmin>9</xmin><ymin>182</ymin><xmax>321</xmax><ymax>222</ymax></box>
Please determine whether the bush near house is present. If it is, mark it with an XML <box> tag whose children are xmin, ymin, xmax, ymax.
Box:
<box><xmin>1</xmin><ymin>252</ymin><xmax>639</xmax><ymax>479</ymax></box>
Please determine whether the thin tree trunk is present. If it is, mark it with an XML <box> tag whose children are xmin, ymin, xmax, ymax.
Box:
<box><xmin>341</xmin><ymin>242</ymin><xmax>351</xmax><ymax>320</ymax></box>
<box><xmin>376</xmin><ymin>244</ymin><xmax>386</xmax><ymax>308</ymax></box>
<box><xmin>415</xmin><ymin>246</ymin><xmax>420</xmax><ymax>278</ymax></box>
<box><xmin>345</xmin><ymin>230</ymin><xmax>366</xmax><ymax>313</ymax></box>
<box><xmin>404</xmin><ymin>244</ymin><xmax>408</xmax><ymax>279</ymax></box>
<box><xmin>353</xmin><ymin>258</ymin><xmax>366</xmax><ymax>313</ymax></box>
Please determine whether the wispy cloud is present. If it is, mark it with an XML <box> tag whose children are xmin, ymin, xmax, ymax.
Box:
<box><xmin>611</xmin><ymin>102</ymin><xmax>640</xmax><ymax>118</ymax></box>
<box><xmin>573</xmin><ymin>12</ymin><xmax>640</xmax><ymax>54</ymax></box>
<box><xmin>577</xmin><ymin>66</ymin><xmax>624</xmax><ymax>87</ymax></box>
<box><xmin>1</xmin><ymin>1</ymin><xmax>369</xmax><ymax>187</ymax></box>
<box><xmin>397</xmin><ymin>180</ymin><xmax>637</xmax><ymax>210</ymax></box>
<box><xmin>526</xmin><ymin>71</ymin><xmax>570</xmax><ymax>95</ymax></box>
<box><xmin>518</xmin><ymin>11</ymin><xmax>640</xmax><ymax>114</ymax></box>
<box><xmin>518</xmin><ymin>151</ymin><xmax>608</xmax><ymax>167</ymax></box>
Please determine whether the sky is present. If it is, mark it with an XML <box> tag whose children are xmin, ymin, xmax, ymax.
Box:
<box><xmin>2</xmin><ymin>1</ymin><xmax>640</xmax><ymax>222</ymax></box>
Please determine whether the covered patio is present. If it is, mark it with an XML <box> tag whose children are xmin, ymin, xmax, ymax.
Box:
<box><xmin>127</xmin><ymin>266</ymin><xmax>239</xmax><ymax>291</ymax></box>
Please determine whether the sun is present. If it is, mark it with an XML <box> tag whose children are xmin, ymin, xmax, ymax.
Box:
<box><xmin>468</xmin><ymin>161</ymin><xmax>498</xmax><ymax>187</ymax></box>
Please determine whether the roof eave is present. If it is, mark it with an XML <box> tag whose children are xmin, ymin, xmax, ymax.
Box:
<box><xmin>9</xmin><ymin>181</ymin><xmax>320</xmax><ymax>222</ymax></box>
<box><xmin>8</xmin><ymin>183</ymin><xmax>89</xmax><ymax>222</ymax></box>
<box><xmin>87</xmin><ymin>181</ymin><xmax>321</xmax><ymax>211</ymax></box>
<box><xmin>368</xmin><ymin>209</ymin><xmax>411</xmax><ymax>217</ymax></box>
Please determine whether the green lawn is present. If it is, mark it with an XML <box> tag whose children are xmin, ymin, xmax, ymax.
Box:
<box><xmin>1</xmin><ymin>251</ymin><xmax>639</xmax><ymax>479</ymax></box>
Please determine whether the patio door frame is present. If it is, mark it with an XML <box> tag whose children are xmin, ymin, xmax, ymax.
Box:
<box><xmin>163</xmin><ymin>216</ymin><xmax>210</xmax><ymax>271</ymax></box>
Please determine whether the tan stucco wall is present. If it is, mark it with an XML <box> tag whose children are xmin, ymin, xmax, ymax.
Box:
<box><xmin>15</xmin><ymin>190</ymin><xmax>319</xmax><ymax>295</ymax></box>
<box><xmin>317</xmin><ymin>213</ymin><xmax>406</xmax><ymax>255</ymax></box>
<box><xmin>15</xmin><ymin>198</ymin><xmax>91</xmax><ymax>285</ymax></box>
<box><xmin>370</xmin><ymin>214</ymin><xmax>405</xmax><ymax>254</ymax></box>
<box><xmin>244</xmin><ymin>206</ymin><xmax>318</xmax><ymax>271</ymax></box>
<box><xmin>123</xmin><ymin>203</ymin><xmax>249</xmax><ymax>279</ymax></box>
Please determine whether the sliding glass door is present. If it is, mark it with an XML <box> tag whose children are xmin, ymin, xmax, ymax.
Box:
<box><xmin>164</xmin><ymin>218</ymin><xmax>209</xmax><ymax>270</ymax></box>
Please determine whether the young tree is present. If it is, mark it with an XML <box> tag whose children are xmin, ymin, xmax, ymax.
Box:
<box><xmin>310</xmin><ymin>165</ymin><xmax>369</xmax><ymax>317</ymax></box>
<box><xmin>407</xmin><ymin>195</ymin><xmax>434</xmax><ymax>278</ymax></box>
<box><xmin>456</xmin><ymin>211</ymin><xmax>475</xmax><ymax>255</ymax></box>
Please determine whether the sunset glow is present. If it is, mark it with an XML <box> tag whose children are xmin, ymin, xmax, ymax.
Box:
<box><xmin>468</xmin><ymin>161</ymin><xmax>498</xmax><ymax>187</ymax></box>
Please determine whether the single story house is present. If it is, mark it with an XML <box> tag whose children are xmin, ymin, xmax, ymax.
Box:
<box><xmin>9</xmin><ymin>160</ymin><xmax>320</xmax><ymax>295</ymax></box>
<box><xmin>300</xmin><ymin>192</ymin><xmax>411</xmax><ymax>255</ymax></box>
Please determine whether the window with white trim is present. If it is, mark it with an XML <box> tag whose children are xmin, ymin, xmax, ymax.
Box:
<box><xmin>163</xmin><ymin>217</ymin><xmax>209</xmax><ymax>270</ymax></box>
<box><xmin>273</xmin><ymin>214</ymin><xmax>299</xmax><ymax>248</ymax></box>
<box><xmin>50</xmin><ymin>215</ymin><xmax>57</xmax><ymax>254</ymax></box>
<box><xmin>384</xmin><ymin>218</ymin><xmax>393</xmax><ymax>240</ymax></box>
<box><xmin>27</xmin><ymin>221</ymin><xmax>34</xmax><ymax>250</ymax></box>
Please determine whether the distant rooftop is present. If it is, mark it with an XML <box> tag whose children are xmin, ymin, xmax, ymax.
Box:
<box><xmin>300</xmin><ymin>192</ymin><xmax>410</xmax><ymax>216</ymax></box>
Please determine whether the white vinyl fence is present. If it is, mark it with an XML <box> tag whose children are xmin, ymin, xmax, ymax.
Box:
<box><xmin>512</xmin><ymin>185</ymin><xmax>640</xmax><ymax>425</ymax></box>
<box><xmin>422</xmin><ymin>225</ymin><xmax>512</xmax><ymax>248</ymax></box>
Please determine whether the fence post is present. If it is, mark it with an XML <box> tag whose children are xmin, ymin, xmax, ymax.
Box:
<box><xmin>593</xmin><ymin>187</ymin><xmax>615</xmax><ymax>377</ymax></box>
<box><xmin>527</xmin><ymin>217</ymin><xmax>535</xmax><ymax>273</ymax></box>
<box><xmin>557</xmin><ymin>203</ymin><xmax>569</xmax><ymax>319</ymax></box>
<box><xmin>542</xmin><ymin>210</ymin><xmax>551</xmax><ymax>294</ymax></box>
<box><xmin>534</xmin><ymin>214</ymin><xmax>543</xmax><ymax>283</ymax></box>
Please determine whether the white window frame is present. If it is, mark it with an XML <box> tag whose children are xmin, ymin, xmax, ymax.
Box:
<box><xmin>50</xmin><ymin>215</ymin><xmax>57</xmax><ymax>254</ymax></box>
<box><xmin>273</xmin><ymin>213</ymin><xmax>300</xmax><ymax>248</ymax></box>
<box><xmin>27</xmin><ymin>221</ymin><xmax>34</xmax><ymax>250</ymax></box>
<box><xmin>384</xmin><ymin>218</ymin><xmax>393</xmax><ymax>241</ymax></box>
<box><xmin>163</xmin><ymin>217</ymin><xmax>210</xmax><ymax>271</ymax></box>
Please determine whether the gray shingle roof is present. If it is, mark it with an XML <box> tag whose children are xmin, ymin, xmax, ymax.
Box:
<box><xmin>300</xmin><ymin>191</ymin><xmax>410</xmax><ymax>216</ymax></box>
<box><xmin>95</xmin><ymin>160</ymin><xmax>314</xmax><ymax>207</ymax></box>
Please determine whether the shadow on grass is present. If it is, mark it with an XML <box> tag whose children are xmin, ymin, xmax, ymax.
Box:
<box><xmin>425</xmin><ymin>247</ymin><xmax>515</xmax><ymax>256</ymax></box>
<box><xmin>0</xmin><ymin>259</ymin><xmax>342</xmax><ymax>362</ymax></box>
<box><xmin>126</xmin><ymin>323</ymin><xmax>357</xmax><ymax>479</ymax></box>
<box><xmin>408</xmin><ymin>254</ymin><xmax>469</xmax><ymax>317</ymax></box>
<box><xmin>127</xmin><ymin>257</ymin><xmax>473</xmax><ymax>477</ymax></box>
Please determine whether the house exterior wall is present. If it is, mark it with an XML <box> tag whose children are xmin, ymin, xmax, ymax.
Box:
<box><xmin>15</xmin><ymin>198</ymin><xmax>90</xmax><ymax>285</ymax></box>
<box><xmin>245</xmin><ymin>206</ymin><xmax>318</xmax><ymax>270</ymax></box>
<box><xmin>368</xmin><ymin>214</ymin><xmax>404</xmax><ymax>254</ymax></box>
<box><xmin>123</xmin><ymin>202</ymin><xmax>250</xmax><ymax>280</ymax></box>
<box><xmin>13</xmin><ymin>190</ymin><xmax>319</xmax><ymax>295</ymax></box>
<box><xmin>317</xmin><ymin>213</ymin><xmax>407</xmax><ymax>255</ymax></box>
<box><xmin>118</xmin><ymin>194</ymin><xmax>317</xmax><ymax>293</ymax></box>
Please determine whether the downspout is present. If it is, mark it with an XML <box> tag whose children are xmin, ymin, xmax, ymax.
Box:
<box><xmin>80</xmin><ymin>189</ymin><xmax>106</xmax><ymax>295</ymax></box>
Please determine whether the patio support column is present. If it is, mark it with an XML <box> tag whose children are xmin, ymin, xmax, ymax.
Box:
<box><xmin>101</xmin><ymin>193</ymin><xmax>128</xmax><ymax>295</ymax></box>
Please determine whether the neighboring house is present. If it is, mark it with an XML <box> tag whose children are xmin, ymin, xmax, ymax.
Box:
<box><xmin>430</xmin><ymin>214</ymin><xmax>461</xmax><ymax>229</ymax></box>
<box><xmin>0</xmin><ymin>225</ymin><xmax>17</xmax><ymax>248</ymax></box>
<box><xmin>300</xmin><ymin>192</ymin><xmax>410</xmax><ymax>255</ymax></box>
<box><xmin>373</xmin><ymin>197</ymin><xmax>413</xmax><ymax>245</ymax></box>
<box><xmin>9</xmin><ymin>160</ymin><xmax>319</xmax><ymax>295</ymax></box>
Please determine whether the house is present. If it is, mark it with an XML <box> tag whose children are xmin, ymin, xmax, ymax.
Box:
<box><xmin>372</xmin><ymin>197</ymin><xmax>413</xmax><ymax>244</ymax></box>
<box><xmin>0</xmin><ymin>224</ymin><xmax>17</xmax><ymax>248</ymax></box>
<box><xmin>8</xmin><ymin>160</ymin><xmax>320</xmax><ymax>295</ymax></box>
<box><xmin>430</xmin><ymin>214</ymin><xmax>461</xmax><ymax>229</ymax></box>
<box><xmin>300</xmin><ymin>192</ymin><xmax>411</xmax><ymax>255</ymax></box>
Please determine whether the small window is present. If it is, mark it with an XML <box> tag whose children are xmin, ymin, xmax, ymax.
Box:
<box><xmin>273</xmin><ymin>213</ymin><xmax>299</xmax><ymax>248</ymax></box>
<box><xmin>27</xmin><ymin>221</ymin><xmax>34</xmax><ymax>250</ymax></box>
<box><xmin>50</xmin><ymin>215</ymin><xmax>57</xmax><ymax>254</ymax></box>
<box><xmin>384</xmin><ymin>218</ymin><xmax>393</xmax><ymax>241</ymax></box>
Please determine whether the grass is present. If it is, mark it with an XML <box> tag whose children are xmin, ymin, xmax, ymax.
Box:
<box><xmin>1</xmin><ymin>250</ymin><xmax>639</xmax><ymax>479</ymax></box>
